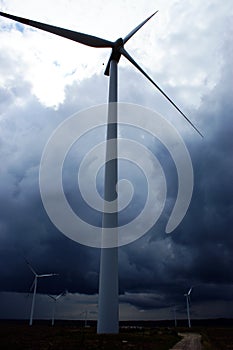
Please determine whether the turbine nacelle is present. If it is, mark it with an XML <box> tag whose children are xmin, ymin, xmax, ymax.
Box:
<box><xmin>104</xmin><ymin>38</ymin><xmax>124</xmax><ymax>76</ymax></box>
<box><xmin>114</xmin><ymin>37</ymin><xmax>124</xmax><ymax>49</ymax></box>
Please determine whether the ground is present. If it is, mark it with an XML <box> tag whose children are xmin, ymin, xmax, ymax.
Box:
<box><xmin>0</xmin><ymin>320</ymin><xmax>232</xmax><ymax>349</ymax></box>
<box><xmin>171</xmin><ymin>333</ymin><xmax>202</xmax><ymax>350</ymax></box>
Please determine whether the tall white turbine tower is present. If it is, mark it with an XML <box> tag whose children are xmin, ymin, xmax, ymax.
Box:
<box><xmin>0</xmin><ymin>10</ymin><xmax>202</xmax><ymax>334</ymax></box>
<box><xmin>48</xmin><ymin>290</ymin><xmax>67</xmax><ymax>326</ymax></box>
<box><xmin>26</xmin><ymin>260</ymin><xmax>58</xmax><ymax>326</ymax></box>
<box><xmin>184</xmin><ymin>287</ymin><xmax>192</xmax><ymax>328</ymax></box>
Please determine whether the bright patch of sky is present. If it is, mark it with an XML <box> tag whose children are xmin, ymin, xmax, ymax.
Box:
<box><xmin>0</xmin><ymin>0</ymin><xmax>231</xmax><ymax>107</ymax></box>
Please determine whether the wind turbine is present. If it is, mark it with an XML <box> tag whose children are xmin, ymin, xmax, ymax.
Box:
<box><xmin>79</xmin><ymin>309</ymin><xmax>90</xmax><ymax>328</ymax></box>
<box><xmin>0</xmin><ymin>10</ymin><xmax>202</xmax><ymax>334</ymax></box>
<box><xmin>184</xmin><ymin>286</ymin><xmax>192</xmax><ymax>328</ymax></box>
<box><xmin>48</xmin><ymin>290</ymin><xmax>67</xmax><ymax>326</ymax></box>
<box><xmin>26</xmin><ymin>260</ymin><xmax>58</xmax><ymax>326</ymax></box>
<box><xmin>172</xmin><ymin>306</ymin><xmax>177</xmax><ymax>327</ymax></box>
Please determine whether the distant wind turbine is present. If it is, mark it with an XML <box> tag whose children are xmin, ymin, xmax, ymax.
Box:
<box><xmin>79</xmin><ymin>309</ymin><xmax>90</xmax><ymax>328</ymax></box>
<box><xmin>173</xmin><ymin>306</ymin><xmax>177</xmax><ymax>327</ymax></box>
<box><xmin>48</xmin><ymin>290</ymin><xmax>67</xmax><ymax>326</ymax></box>
<box><xmin>0</xmin><ymin>10</ymin><xmax>202</xmax><ymax>334</ymax></box>
<box><xmin>184</xmin><ymin>286</ymin><xmax>192</xmax><ymax>328</ymax></box>
<box><xmin>26</xmin><ymin>260</ymin><xmax>58</xmax><ymax>326</ymax></box>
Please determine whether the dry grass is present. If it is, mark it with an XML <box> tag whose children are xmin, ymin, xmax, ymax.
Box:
<box><xmin>0</xmin><ymin>322</ymin><xmax>180</xmax><ymax>350</ymax></box>
<box><xmin>1</xmin><ymin>321</ymin><xmax>233</xmax><ymax>350</ymax></box>
<box><xmin>200</xmin><ymin>327</ymin><xmax>233</xmax><ymax>350</ymax></box>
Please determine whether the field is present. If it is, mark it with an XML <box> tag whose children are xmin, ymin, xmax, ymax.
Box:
<box><xmin>0</xmin><ymin>320</ymin><xmax>232</xmax><ymax>350</ymax></box>
<box><xmin>198</xmin><ymin>327</ymin><xmax>233</xmax><ymax>349</ymax></box>
<box><xmin>175</xmin><ymin>319</ymin><xmax>233</xmax><ymax>349</ymax></box>
<box><xmin>0</xmin><ymin>321</ymin><xmax>180</xmax><ymax>350</ymax></box>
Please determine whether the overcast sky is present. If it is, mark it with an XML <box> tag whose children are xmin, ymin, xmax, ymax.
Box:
<box><xmin>0</xmin><ymin>0</ymin><xmax>233</xmax><ymax>322</ymax></box>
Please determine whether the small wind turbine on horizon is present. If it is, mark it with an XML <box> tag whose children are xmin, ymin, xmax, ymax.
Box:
<box><xmin>79</xmin><ymin>309</ymin><xmax>90</xmax><ymax>328</ymax></box>
<box><xmin>184</xmin><ymin>286</ymin><xmax>192</xmax><ymax>328</ymax></box>
<box><xmin>172</xmin><ymin>306</ymin><xmax>177</xmax><ymax>327</ymax></box>
<box><xmin>0</xmin><ymin>10</ymin><xmax>202</xmax><ymax>334</ymax></box>
<box><xmin>48</xmin><ymin>290</ymin><xmax>67</xmax><ymax>326</ymax></box>
<box><xmin>26</xmin><ymin>260</ymin><xmax>58</xmax><ymax>326</ymax></box>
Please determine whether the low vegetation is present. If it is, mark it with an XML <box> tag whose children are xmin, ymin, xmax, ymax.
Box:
<box><xmin>0</xmin><ymin>321</ymin><xmax>233</xmax><ymax>349</ymax></box>
<box><xmin>0</xmin><ymin>322</ymin><xmax>180</xmax><ymax>350</ymax></box>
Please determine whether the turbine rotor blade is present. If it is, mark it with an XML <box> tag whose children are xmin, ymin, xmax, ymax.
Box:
<box><xmin>0</xmin><ymin>11</ymin><xmax>114</xmax><ymax>48</ymax></box>
<box><xmin>56</xmin><ymin>291</ymin><xmax>66</xmax><ymax>300</ymax></box>
<box><xmin>38</xmin><ymin>273</ymin><xmax>58</xmax><ymax>278</ymax></box>
<box><xmin>48</xmin><ymin>290</ymin><xmax>66</xmax><ymax>301</ymax></box>
<box><xmin>188</xmin><ymin>287</ymin><xmax>192</xmax><ymax>295</ymax></box>
<box><xmin>124</xmin><ymin>10</ymin><xmax>158</xmax><ymax>44</ymax></box>
<box><xmin>25</xmin><ymin>259</ymin><xmax>37</xmax><ymax>276</ymax></box>
<box><xmin>28</xmin><ymin>278</ymin><xmax>36</xmax><ymax>295</ymax></box>
<box><xmin>104</xmin><ymin>56</ymin><xmax>112</xmax><ymax>76</ymax></box>
<box><xmin>120</xmin><ymin>47</ymin><xmax>203</xmax><ymax>137</ymax></box>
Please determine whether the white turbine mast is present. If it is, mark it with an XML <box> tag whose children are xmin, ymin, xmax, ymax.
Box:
<box><xmin>0</xmin><ymin>10</ymin><xmax>202</xmax><ymax>334</ymax></box>
<box><xmin>26</xmin><ymin>259</ymin><xmax>58</xmax><ymax>326</ymax></box>
<box><xmin>79</xmin><ymin>309</ymin><xmax>90</xmax><ymax>328</ymax></box>
<box><xmin>184</xmin><ymin>286</ymin><xmax>193</xmax><ymax>328</ymax></box>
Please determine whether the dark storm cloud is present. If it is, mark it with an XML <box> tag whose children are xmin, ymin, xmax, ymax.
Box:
<box><xmin>0</xmin><ymin>70</ymin><xmax>107</xmax><ymax>297</ymax></box>
<box><xmin>116</xmin><ymin>38</ymin><xmax>233</xmax><ymax>315</ymax></box>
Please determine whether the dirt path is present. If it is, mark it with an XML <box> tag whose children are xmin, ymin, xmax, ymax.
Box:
<box><xmin>170</xmin><ymin>333</ymin><xmax>203</xmax><ymax>350</ymax></box>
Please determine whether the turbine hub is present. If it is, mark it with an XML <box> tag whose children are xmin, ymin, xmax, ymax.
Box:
<box><xmin>114</xmin><ymin>37</ymin><xmax>124</xmax><ymax>50</ymax></box>
<box><xmin>110</xmin><ymin>38</ymin><xmax>123</xmax><ymax>63</ymax></box>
